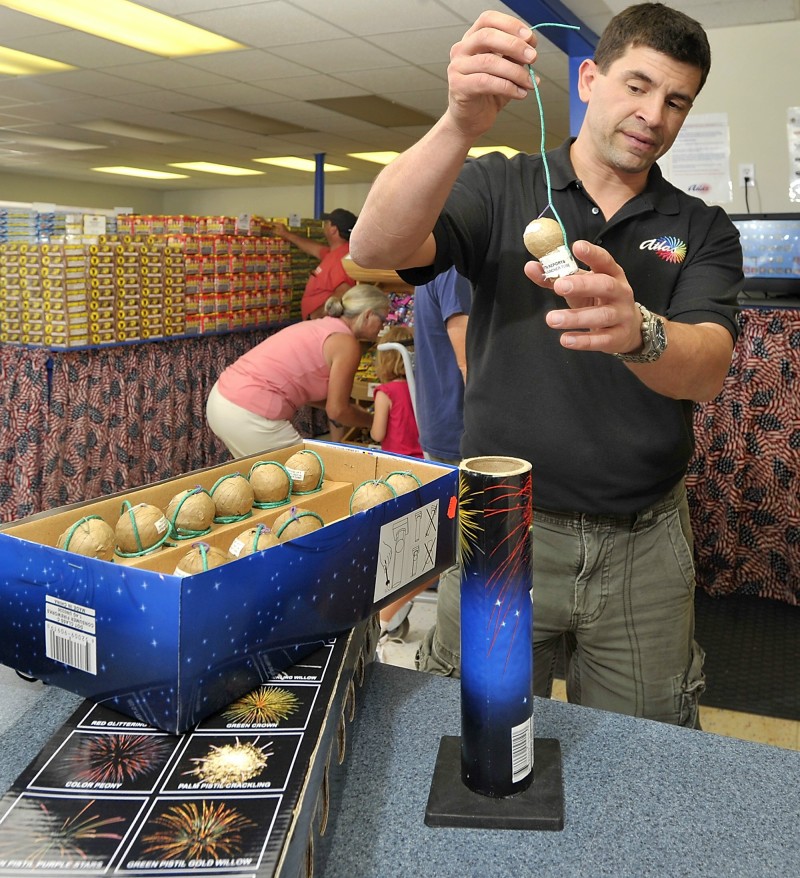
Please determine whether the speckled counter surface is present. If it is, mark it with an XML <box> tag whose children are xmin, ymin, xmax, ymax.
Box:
<box><xmin>322</xmin><ymin>663</ymin><xmax>800</xmax><ymax>878</ymax></box>
<box><xmin>1</xmin><ymin>664</ymin><xmax>799</xmax><ymax>878</ymax></box>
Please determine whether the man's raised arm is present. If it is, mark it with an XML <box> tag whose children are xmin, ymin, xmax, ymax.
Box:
<box><xmin>350</xmin><ymin>10</ymin><xmax>538</xmax><ymax>270</ymax></box>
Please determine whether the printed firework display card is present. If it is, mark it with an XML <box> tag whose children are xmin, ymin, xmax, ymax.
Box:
<box><xmin>0</xmin><ymin>624</ymin><xmax>372</xmax><ymax>877</ymax></box>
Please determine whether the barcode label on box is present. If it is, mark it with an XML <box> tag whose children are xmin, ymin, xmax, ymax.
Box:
<box><xmin>45</xmin><ymin>595</ymin><xmax>97</xmax><ymax>674</ymax></box>
<box><xmin>511</xmin><ymin>715</ymin><xmax>533</xmax><ymax>783</ymax></box>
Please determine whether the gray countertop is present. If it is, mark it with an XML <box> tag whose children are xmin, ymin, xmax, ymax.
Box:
<box><xmin>1</xmin><ymin>663</ymin><xmax>798</xmax><ymax>878</ymax></box>
<box><xmin>322</xmin><ymin>663</ymin><xmax>800</xmax><ymax>878</ymax></box>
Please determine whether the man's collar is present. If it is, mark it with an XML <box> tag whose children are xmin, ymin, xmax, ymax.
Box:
<box><xmin>545</xmin><ymin>137</ymin><xmax>679</xmax><ymax>215</ymax></box>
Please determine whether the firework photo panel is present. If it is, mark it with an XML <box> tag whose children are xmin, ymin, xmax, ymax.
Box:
<box><xmin>0</xmin><ymin>629</ymin><xmax>373</xmax><ymax>876</ymax></box>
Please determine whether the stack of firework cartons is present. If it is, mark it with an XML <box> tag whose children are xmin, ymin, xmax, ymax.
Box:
<box><xmin>279</xmin><ymin>217</ymin><xmax>325</xmax><ymax>322</ymax></box>
<box><xmin>165</xmin><ymin>232</ymin><xmax>291</xmax><ymax>335</ymax></box>
<box><xmin>0</xmin><ymin>242</ymin><xmax>91</xmax><ymax>347</ymax></box>
<box><xmin>116</xmin><ymin>214</ymin><xmax>294</xmax><ymax>336</ymax></box>
<box><xmin>110</xmin><ymin>237</ymin><xmax>186</xmax><ymax>343</ymax></box>
<box><xmin>0</xmin><ymin>207</ymin><xmax>38</xmax><ymax>244</ymax></box>
<box><xmin>0</xmin><ymin>238</ymin><xmax>186</xmax><ymax>347</ymax></box>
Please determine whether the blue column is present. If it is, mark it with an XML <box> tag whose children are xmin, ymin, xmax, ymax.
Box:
<box><xmin>502</xmin><ymin>0</ymin><xmax>598</xmax><ymax>139</ymax></box>
<box><xmin>314</xmin><ymin>153</ymin><xmax>325</xmax><ymax>219</ymax></box>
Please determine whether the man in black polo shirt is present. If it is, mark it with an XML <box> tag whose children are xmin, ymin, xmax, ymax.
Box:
<box><xmin>350</xmin><ymin>3</ymin><xmax>742</xmax><ymax>726</ymax></box>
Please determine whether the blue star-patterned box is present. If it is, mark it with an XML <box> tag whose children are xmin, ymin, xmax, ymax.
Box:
<box><xmin>0</xmin><ymin>441</ymin><xmax>457</xmax><ymax>734</ymax></box>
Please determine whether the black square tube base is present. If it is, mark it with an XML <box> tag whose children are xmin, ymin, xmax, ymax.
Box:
<box><xmin>425</xmin><ymin>736</ymin><xmax>564</xmax><ymax>830</ymax></box>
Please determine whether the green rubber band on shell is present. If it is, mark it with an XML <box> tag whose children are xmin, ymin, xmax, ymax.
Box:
<box><xmin>195</xmin><ymin>541</ymin><xmax>214</xmax><ymax>571</ymax></box>
<box><xmin>386</xmin><ymin>470</ymin><xmax>422</xmax><ymax>489</ymax></box>
<box><xmin>210</xmin><ymin>472</ymin><xmax>254</xmax><ymax>523</ymax></box>
<box><xmin>61</xmin><ymin>514</ymin><xmax>108</xmax><ymax>551</ymax></box>
<box><xmin>249</xmin><ymin>460</ymin><xmax>293</xmax><ymax>509</ymax></box>
<box><xmin>168</xmin><ymin>485</ymin><xmax>213</xmax><ymax>540</ymax></box>
<box><xmin>275</xmin><ymin>508</ymin><xmax>325</xmax><ymax>539</ymax></box>
<box><xmin>250</xmin><ymin>523</ymin><xmax>272</xmax><ymax>552</ymax></box>
<box><xmin>288</xmin><ymin>448</ymin><xmax>325</xmax><ymax>495</ymax></box>
<box><xmin>114</xmin><ymin>500</ymin><xmax>171</xmax><ymax>558</ymax></box>
<box><xmin>349</xmin><ymin>479</ymin><xmax>397</xmax><ymax>515</ymax></box>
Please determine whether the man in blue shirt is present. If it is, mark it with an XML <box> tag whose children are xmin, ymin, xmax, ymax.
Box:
<box><xmin>414</xmin><ymin>267</ymin><xmax>471</xmax><ymax>464</ymax></box>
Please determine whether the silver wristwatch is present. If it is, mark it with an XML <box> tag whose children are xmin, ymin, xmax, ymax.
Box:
<box><xmin>614</xmin><ymin>303</ymin><xmax>668</xmax><ymax>363</ymax></box>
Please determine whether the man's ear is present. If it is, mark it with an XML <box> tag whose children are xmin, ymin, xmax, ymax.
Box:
<box><xmin>577</xmin><ymin>58</ymin><xmax>598</xmax><ymax>103</ymax></box>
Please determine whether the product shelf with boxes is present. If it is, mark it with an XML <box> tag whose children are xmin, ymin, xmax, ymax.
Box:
<box><xmin>0</xmin><ymin>211</ymin><xmax>298</xmax><ymax>350</ymax></box>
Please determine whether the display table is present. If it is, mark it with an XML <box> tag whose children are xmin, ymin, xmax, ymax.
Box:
<box><xmin>2</xmin><ymin>663</ymin><xmax>798</xmax><ymax>878</ymax></box>
<box><xmin>0</xmin><ymin>331</ymin><xmax>334</xmax><ymax>523</ymax></box>
<box><xmin>688</xmin><ymin>306</ymin><xmax>800</xmax><ymax>604</ymax></box>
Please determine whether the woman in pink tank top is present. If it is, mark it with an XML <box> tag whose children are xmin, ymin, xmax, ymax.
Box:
<box><xmin>206</xmin><ymin>284</ymin><xmax>389</xmax><ymax>457</ymax></box>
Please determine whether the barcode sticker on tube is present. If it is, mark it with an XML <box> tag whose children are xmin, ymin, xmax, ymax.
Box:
<box><xmin>511</xmin><ymin>714</ymin><xmax>534</xmax><ymax>783</ymax></box>
<box><xmin>45</xmin><ymin>595</ymin><xmax>97</xmax><ymax>675</ymax></box>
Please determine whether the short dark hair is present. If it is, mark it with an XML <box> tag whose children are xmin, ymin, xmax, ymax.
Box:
<box><xmin>594</xmin><ymin>3</ymin><xmax>711</xmax><ymax>95</ymax></box>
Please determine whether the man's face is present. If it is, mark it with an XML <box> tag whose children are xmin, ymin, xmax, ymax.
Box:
<box><xmin>578</xmin><ymin>45</ymin><xmax>702</xmax><ymax>175</ymax></box>
<box><xmin>323</xmin><ymin>220</ymin><xmax>338</xmax><ymax>244</ymax></box>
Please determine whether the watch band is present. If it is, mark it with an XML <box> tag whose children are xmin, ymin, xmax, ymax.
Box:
<box><xmin>614</xmin><ymin>303</ymin><xmax>668</xmax><ymax>364</ymax></box>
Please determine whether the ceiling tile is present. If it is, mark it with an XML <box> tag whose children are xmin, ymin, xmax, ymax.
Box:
<box><xmin>363</xmin><ymin>26</ymin><xmax>468</xmax><ymax>64</ymax></box>
<box><xmin>182</xmin><ymin>0</ymin><xmax>351</xmax><ymax>47</ymax></box>
<box><xmin>334</xmin><ymin>66</ymin><xmax>444</xmax><ymax>94</ymax></box>
<box><xmin>292</xmin><ymin>0</ymin><xmax>463</xmax><ymax>35</ymax></box>
<box><xmin>267</xmin><ymin>37</ymin><xmax>398</xmax><ymax>73</ymax></box>
<box><xmin>181</xmin><ymin>48</ymin><xmax>317</xmax><ymax>80</ymax></box>
<box><xmin>308</xmin><ymin>95</ymin><xmax>436</xmax><ymax>127</ymax></box>
<box><xmin>246</xmin><ymin>74</ymin><xmax>366</xmax><ymax>101</ymax></box>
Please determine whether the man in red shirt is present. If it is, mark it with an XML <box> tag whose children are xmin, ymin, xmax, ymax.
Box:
<box><xmin>269</xmin><ymin>209</ymin><xmax>358</xmax><ymax>319</ymax></box>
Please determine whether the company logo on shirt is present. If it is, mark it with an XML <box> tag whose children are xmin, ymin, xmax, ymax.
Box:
<box><xmin>639</xmin><ymin>235</ymin><xmax>687</xmax><ymax>264</ymax></box>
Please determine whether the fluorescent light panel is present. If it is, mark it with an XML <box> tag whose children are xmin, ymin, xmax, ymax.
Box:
<box><xmin>348</xmin><ymin>151</ymin><xmax>400</xmax><ymax>165</ymax></box>
<box><xmin>169</xmin><ymin>161</ymin><xmax>263</xmax><ymax>176</ymax></box>
<box><xmin>0</xmin><ymin>0</ymin><xmax>245</xmax><ymax>57</ymax></box>
<box><xmin>92</xmin><ymin>166</ymin><xmax>188</xmax><ymax>180</ymax></box>
<box><xmin>0</xmin><ymin>45</ymin><xmax>75</xmax><ymax>75</ymax></box>
<box><xmin>253</xmin><ymin>156</ymin><xmax>347</xmax><ymax>173</ymax></box>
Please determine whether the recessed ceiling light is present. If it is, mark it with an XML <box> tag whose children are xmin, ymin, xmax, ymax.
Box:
<box><xmin>169</xmin><ymin>162</ymin><xmax>264</xmax><ymax>176</ymax></box>
<box><xmin>253</xmin><ymin>157</ymin><xmax>347</xmax><ymax>173</ymax></box>
<box><xmin>468</xmin><ymin>146</ymin><xmax>521</xmax><ymax>159</ymax></box>
<box><xmin>0</xmin><ymin>0</ymin><xmax>245</xmax><ymax>57</ymax></box>
<box><xmin>0</xmin><ymin>46</ymin><xmax>75</xmax><ymax>75</ymax></box>
<box><xmin>92</xmin><ymin>166</ymin><xmax>188</xmax><ymax>180</ymax></box>
<box><xmin>347</xmin><ymin>151</ymin><xmax>400</xmax><ymax>166</ymax></box>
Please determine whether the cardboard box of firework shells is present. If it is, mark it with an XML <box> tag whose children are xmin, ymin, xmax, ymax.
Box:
<box><xmin>0</xmin><ymin>440</ymin><xmax>457</xmax><ymax>734</ymax></box>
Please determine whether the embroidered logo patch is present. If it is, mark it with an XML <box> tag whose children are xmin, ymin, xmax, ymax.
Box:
<box><xmin>640</xmin><ymin>236</ymin><xmax>687</xmax><ymax>264</ymax></box>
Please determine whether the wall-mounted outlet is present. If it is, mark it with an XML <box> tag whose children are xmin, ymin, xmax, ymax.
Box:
<box><xmin>738</xmin><ymin>163</ymin><xmax>756</xmax><ymax>187</ymax></box>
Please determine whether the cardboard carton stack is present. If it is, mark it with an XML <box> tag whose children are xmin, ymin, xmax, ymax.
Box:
<box><xmin>117</xmin><ymin>213</ymin><xmax>294</xmax><ymax>336</ymax></box>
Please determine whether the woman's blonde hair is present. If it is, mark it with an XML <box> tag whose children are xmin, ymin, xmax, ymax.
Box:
<box><xmin>376</xmin><ymin>324</ymin><xmax>414</xmax><ymax>382</ymax></box>
<box><xmin>325</xmin><ymin>284</ymin><xmax>389</xmax><ymax>320</ymax></box>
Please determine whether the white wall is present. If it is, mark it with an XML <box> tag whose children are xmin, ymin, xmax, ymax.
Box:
<box><xmin>160</xmin><ymin>180</ymin><xmax>374</xmax><ymax>220</ymax></box>
<box><xmin>0</xmin><ymin>171</ymin><xmax>165</xmax><ymax>214</ymax></box>
<box><xmin>694</xmin><ymin>20</ymin><xmax>799</xmax><ymax>214</ymax></box>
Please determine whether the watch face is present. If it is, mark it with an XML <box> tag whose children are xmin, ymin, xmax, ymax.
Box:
<box><xmin>654</xmin><ymin>318</ymin><xmax>667</xmax><ymax>350</ymax></box>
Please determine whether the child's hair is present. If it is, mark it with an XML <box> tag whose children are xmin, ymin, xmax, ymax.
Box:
<box><xmin>376</xmin><ymin>325</ymin><xmax>414</xmax><ymax>383</ymax></box>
